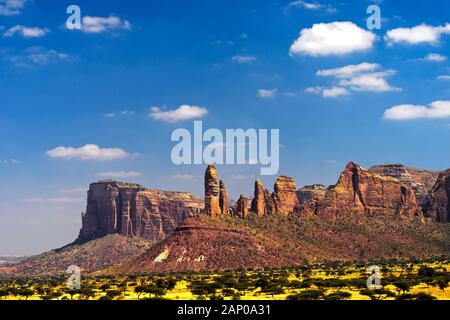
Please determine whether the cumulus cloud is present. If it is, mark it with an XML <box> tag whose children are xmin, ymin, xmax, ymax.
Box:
<box><xmin>4</xmin><ymin>46</ymin><xmax>70</xmax><ymax>67</ymax></box>
<box><xmin>317</xmin><ymin>62</ymin><xmax>379</xmax><ymax>78</ymax></box>
<box><xmin>0</xmin><ymin>0</ymin><xmax>28</xmax><ymax>16</ymax></box>
<box><xmin>304</xmin><ymin>86</ymin><xmax>324</xmax><ymax>94</ymax></box>
<box><xmin>339</xmin><ymin>70</ymin><xmax>400</xmax><ymax>92</ymax></box>
<box><xmin>46</xmin><ymin>144</ymin><xmax>131</xmax><ymax>161</ymax></box>
<box><xmin>3</xmin><ymin>25</ymin><xmax>49</xmax><ymax>38</ymax></box>
<box><xmin>257</xmin><ymin>88</ymin><xmax>278</xmax><ymax>99</ymax></box>
<box><xmin>316</xmin><ymin>62</ymin><xmax>400</xmax><ymax>93</ymax></box>
<box><xmin>322</xmin><ymin>87</ymin><xmax>350</xmax><ymax>98</ymax></box>
<box><xmin>149</xmin><ymin>105</ymin><xmax>208</xmax><ymax>123</ymax></box>
<box><xmin>437</xmin><ymin>75</ymin><xmax>450</xmax><ymax>80</ymax></box>
<box><xmin>306</xmin><ymin>86</ymin><xmax>349</xmax><ymax>98</ymax></box>
<box><xmin>289</xmin><ymin>22</ymin><xmax>376</xmax><ymax>56</ymax></box>
<box><xmin>232</xmin><ymin>55</ymin><xmax>256</xmax><ymax>64</ymax></box>
<box><xmin>383</xmin><ymin>100</ymin><xmax>450</xmax><ymax>120</ymax></box>
<box><xmin>385</xmin><ymin>23</ymin><xmax>450</xmax><ymax>45</ymax></box>
<box><xmin>97</xmin><ymin>171</ymin><xmax>142</xmax><ymax>178</ymax></box>
<box><xmin>82</xmin><ymin>15</ymin><xmax>132</xmax><ymax>33</ymax></box>
<box><xmin>424</xmin><ymin>53</ymin><xmax>447</xmax><ymax>62</ymax></box>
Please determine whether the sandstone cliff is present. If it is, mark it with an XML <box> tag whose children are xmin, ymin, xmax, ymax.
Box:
<box><xmin>268</xmin><ymin>176</ymin><xmax>300</xmax><ymax>215</ymax></box>
<box><xmin>76</xmin><ymin>181</ymin><xmax>203</xmax><ymax>244</ymax></box>
<box><xmin>424</xmin><ymin>169</ymin><xmax>450</xmax><ymax>222</ymax></box>
<box><xmin>297</xmin><ymin>184</ymin><xmax>327</xmax><ymax>215</ymax></box>
<box><xmin>369</xmin><ymin>164</ymin><xmax>441</xmax><ymax>205</ymax></box>
<box><xmin>316</xmin><ymin>162</ymin><xmax>418</xmax><ymax>219</ymax></box>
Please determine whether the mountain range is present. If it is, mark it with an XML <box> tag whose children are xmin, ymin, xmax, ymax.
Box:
<box><xmin>2</xmin><ymin>162</ymin><xmax>450</xmax><ymax>276</ymax></box>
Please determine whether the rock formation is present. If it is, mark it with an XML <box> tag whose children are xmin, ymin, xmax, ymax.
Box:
<box><xmin>219</xmin><ymin>180</ymin><xmax>229</xmax><ymax>216</ymax></box>
<box><xmin>268</xmin><ymin>176</ymin><xmax>300</xmax><ymax>215</ymax></box>
<box><xmin>204</xmin><ymin>165</ymin><xmax>220</xmax><ymax>217</ymax></box>
<box><xmin>369</xmin><ymin>164</ymin><xmax>441</xmax><ymax>205</ymax></box>
<box><xmin>423</xmin><ymin>169</ymin><xmax>450</xmax><ymax>222</ymax></box>
<box><xmin>76</xmin><ymin>181</ymin><xmax>204</xmax><ymax>244</ymax></box>
<box><xmin>297</xmin><ymin>184</ymin><xmax>327</xmax><ymax>215</ymax></box>
<box><xmin>236</xmin><ymin>195</ymin><xmax>249</xmax><ymax>219</ymax></box>
<box><xmin>316</xmin><ymin>162</ymin><xmax>418</xmax><ymax>219</ymax></box>
<box><xmin>251</xmin><ymin>180</ymin><xmax>266</xmax><ymax>216</ymax></box>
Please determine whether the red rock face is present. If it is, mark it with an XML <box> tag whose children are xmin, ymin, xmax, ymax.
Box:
<box><xmin>297</xmin><ymin>184</ymin><xmax>327</xmax><ymax>215</ymax></box>
<box><xmin>316</xmin><ymin>162</ymin><xmax>418</xmax><ymax>219</ymax></box>
<box><xmin>424</xmin><ymin>169</ymin><xmax>450</xmax><ymax>222</ymax></box>
<box><xmin>369</xmin><ymin>164</ymin><xmax>441</xmax><ymax>205</ymax></box>
<box><xmin>219</xmin><ymin>180</ymin><xmax>229</xmax><ymax>216</ymax></box>
<box><xmin>204</xmin><ymin>165</ymin><xmax>220</xmax><ymax>217</ymax></box>
<box><xmin>76</xmin><ymin>181</ymin><xmax>204</xmax><ymax>244</ymax></box>
<box><xmin>236</xmin><ymin>195</ymin><xmax>249</xmax><ymax>219</ymax></box>
<box><xmin>251</xmin><ymin>180</ymin><xmax>266</xmax><ymax>216</ymax></box>
<box><xmin>269</xmin><ymin>176</ymin><xmax>300</xmax><ymax>215</ymax></box>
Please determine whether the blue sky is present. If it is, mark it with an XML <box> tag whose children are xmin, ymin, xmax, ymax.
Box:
<box><xmin>1</xmin><ymin>0</ymin><xmax>449</xmax><ymax>255</ymax></box>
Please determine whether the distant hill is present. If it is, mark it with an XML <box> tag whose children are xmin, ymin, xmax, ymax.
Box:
<box><xmin>2</xmin><ymin>235</ymin><xmax>154</xmax><ymax>276</ymax></box>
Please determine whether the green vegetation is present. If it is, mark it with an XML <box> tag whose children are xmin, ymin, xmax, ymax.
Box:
<box><xmin>1</xmin><ymin>258</ymin><xmax>450</xmax><ymax>300</ymax></box>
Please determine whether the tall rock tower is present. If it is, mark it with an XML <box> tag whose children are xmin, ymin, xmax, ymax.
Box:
<box><xmin>251</xmin><ymin>179</ymin><xmax>266</xmax><ymax>216</ymax></box>
<box><xmin>204</xmin><ymin>165</ymin><xmax>221</xmax><ymax>217</ymax></box>
<box><xmin>219</xmin><ymin>180</ymin><xmax>229</xmax><ymax>216</ymax></box>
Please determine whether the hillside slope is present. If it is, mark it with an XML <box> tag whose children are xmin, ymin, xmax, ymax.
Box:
<box><xmin>2</xmin><ymin>235</ymin><xmax>154</xmax><ymax>276</ymax></box>
<box><xmin>119</xmin><ymin>214</ymin><xmax>450</xmax><ymax>273</ymax></box>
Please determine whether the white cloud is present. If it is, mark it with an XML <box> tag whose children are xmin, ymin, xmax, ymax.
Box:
<box><xmin>316</xmin><ymin>63</ymin><xmax>400</xmax><ymax>93</ymax></box>
<box><xmin>289</xmin><ymin>0</ymin><xmax>323</xmax><ymax>10</ymax></box>
<box><xmin>0</xmin><ymin>0</ymin><xmax>28</xmax><ymax>16</ymax></box>
<box><xmin>317</xmin><ymin>62</ymin><xmax>379</xmax><ymax>78</ymax></box>
<box><xmin>289</xmin><ymin>22</ymin><xmax>376</xmax><ymax>56</ymax></box>
<box><xmin>322</xmin><ymin>86</ymin><xmax>350</xmax><ymax>98</ymax></box>
<box><xmin>305</xmin><ymin>86</ymin><xmax>349</xmax><ymax>98</ymax></box>
<box><xmin>232</xmin><ymin>55</ymin><xmax>256</xmax><ymax>64</ymax></box>
<box><xmin>424</xmin><ymin>53</ymin><xmax>447</xmax><ymax>62</ymax></box>
<box><xmin>383</xmin><ymin>100</ymin><xmax>450</xmax><ymax>120</ymax></box>
<box><xmin>3</xmin><ymin>25</ymin><xmax>49</xmax><ymax>38</ymax></box>
<box><xmin>82</xmin><ymin>15</ymin><xmax>132</xmax><ymax>33</ymax></box>
<box><xmin>437</xmin><ymin>75</ymin><xmax>450</xmax><ymax>80</ymax></box>
<box><xmin>257</xmin><ymin>88</ymin><xmax>278</xmax><ymax>98</ymax></box>
<box><xmin>339</xmin><ymin>70</ymin><xmax>400</xmax><ymax>92</ymax></box>
<box><xmin>305</xmin><ymin>86</ymin><xmax>324</xmax><ymax>94</ymax></box>
<box><xmin>288</xmin><ymin>1</ymin><xmax>336</xmax><ymax>13</ymax></box>
<box><xmin>4</xmin><ymin>46</ymin><xmax>70</xmax><ymax>67</ymax></box>
<box><xmin>385</xmin><ymin>23</ymin><xmax>450</xmax><ymax>45</ymax></box>
<box><xmin>97</xmin><ymin>171</ymin><xmax>142</xmax><ymax>178</ymax></box>
<box><xmin>149</xmin><ymin>105</ymin><xmax>208</xmax><ymax>123</ymax></box>
<box><xmin>46</xmin><ymin>144</ymin><xmax>131</xmax><ymax>161</ymax></box>
<box><xmin>103</xmin><ymin>110</ymin><xmax>134</xmax><ymax>118</ymax></box>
